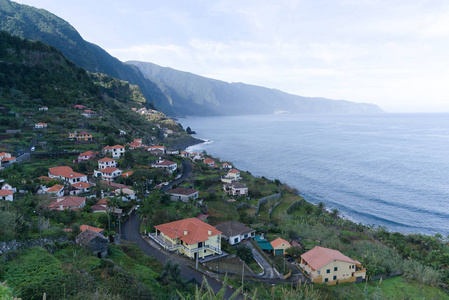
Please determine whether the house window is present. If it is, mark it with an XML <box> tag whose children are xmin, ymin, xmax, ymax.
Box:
<box><xmin>349</xmin><ymin>265</ymin><xmax>351</xmax><ymax>269</ymax></box>
<box><xmin>204</xmin><ymin>250</ymin><xmax>207</xmax><ymax>253</ymax></box>
<box><xmin>334</xmin><ymin>267</ymin><xmax>338</xmax><ymax>271</ymax></box>
<box><xmin>333</xmin><ymin>276</ymin><xmax>337</xmax><ymax>280</ymax></box>
<box><xmin>234</xmin><ymin>238</ymin><xmax>239</xmax><ymax>244</ymax></box>
<box><xmin>326</xmin><ymin>269</ymin><xmax>330</xmax><ymax>274</ymax></box>
<box><xmin>317</xmin><ymin>270</ymin><xmax>320</xmax><ymax>275</ymax></box>
<box><xmin>324</xmin><ymin>278</ymin><xmax>328</xmax><ymax>283</ymax></box>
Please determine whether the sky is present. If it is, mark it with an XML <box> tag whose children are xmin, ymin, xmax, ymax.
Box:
<box><xmin>13</xmin><ymin>0</ymin><xmax>449</xmax><ymax>112</ymax></box>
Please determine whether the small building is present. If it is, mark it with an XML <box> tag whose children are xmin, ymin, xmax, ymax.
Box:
<box><xmin>147</xmin><ymin>145</ymin><xmax>166</xmax><ymax>155</ymax></box>
<box><xmin>121</xmin><ymin>171</ymin><xmax>133</xmax><ymax>178</ymax></box>
<box><xmin>0</xmin><ymin>152</ymin><xmax>16</xmax><ymax>167</ymax></box>
<box><xmin>221</xmin><ymin>163</ymin><xmax>232</xmax><ymax>170</ymax></box>
<box><xmin>0</xmin><ymin>189</ymin><xmax>13</xmax><ymax>201</ymax></box>
<box><xmin>95</xmin><ymin>167</ymin><xmax>122</xmax><ymax>182</ymax></box>
<box><xmin>45</xmin><ymin>184</ymin><xmax>65</xmax><ymax>197</ymax></box>
<box><xmin>76</xmin><ymin>229</ymin><xmax>108</xmax><ymax>258</ymax></box>
<box><xmin>80</xmin><ymin>225</ymin><xmax>104</xmax><ymax>234</ymax></box>
<box><xmin>152</xmin><ymin>218</ymin><xmax>222</xmax><ymax>260</ymax></box>
<box><xmin>115</xmin><ymin>188</ymin><xmax>136</xmax><ymax>201</ymax></box>
<box><xmin>81</xmin><ymin>109</ymin><xmax>97</xmax><ymax>118</ymax></box>
<box><xmin>47</xmin><ymin>196</ymin><xmax>86</xmax><ymax>211</ymax></box>
<box><xmin>167</xmin><ymin>187</ymin><xmax>198</xmax><ymax>202</ymax></box>
<box><xmin>76</xmin><ymin>131</ymin><xmax>93</xmax><ymax>141</ymax></box>
<box><xmin>221</xmin><ymin>169</ymin><xmax>241</xmax><ymax>183</ymax></box>
<box><xmin>203</xmin><ymin>158</ymin><xmax>215</xmax><ymax>167</ymax></box>
<box><xmin>48</xmin><ymin>166</ymin><xmax>88</xmax><ymax>185</ymax></box>
<box><xmin>153</xmin><ymin>160</ymin><xmax>177</xmax><ymax>173</ymax></box>
<box><xmin>215</xmin><ymin>221</ymin><xmax>256</xmax><ymax>245</ymax></box>
<box><xmin>39</xmin><ymin>106</ymin><xmax>48</xmax><ymax>111</ymax></box>
<box><xmin>35</xmin><ymin>122</ymin><xmax>47</xmax><ymax>128</ymax></box>
<box><xmin>271</xmin><ymin>238</ymin><xmax>291</xmax><ymax>256</ymax></box>
<box><xmin>74</xmin><ymin>105</ymin><xmax>87</xmax><ymax>110</ymax></box>
<box><xmin>223</xmin><ymin>182</ymin><xmax>248</xmax><ymax>197</ymax></box>
<box><xmin>98</xmin><ymin>157</ymin><xmax>117</xmax><ymax>170</ymax></box>
<box><xmin>102</xmin><ymin>145</ymin><xmax>125</xmax><ymax>159</ymax></box>
<box><xmin>70</xmin><ymin>182</ymin><xmax>92</xmax><ymax>195</ymax></box>
<box><xmin>78</xmin><ymin>151</ymin><xmax>96</xmax><ymax>162</ymax></box>
<box><xmin>300</xmin><ymin>246</ymin><xmax>367</xmax><ymax>285</ymax></box>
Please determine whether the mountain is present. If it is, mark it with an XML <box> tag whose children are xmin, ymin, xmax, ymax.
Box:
<box><xmin>128</xmin><ymin>61</ymin><xmax>383</xmax><ymax>116</ymax></box>
<box><xmin>0</xmin><ymin>0</ymin><xmax>382</xmax><ymax>116</ymax></box>
<box><xmin>0</xmin><ymin>0</ymin><xmax>174</xmax><ymax>114</ymax></box>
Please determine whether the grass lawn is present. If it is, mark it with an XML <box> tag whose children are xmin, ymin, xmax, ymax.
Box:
<box><xmin>271</xmin><ymin>194</ymin><xmax>302</xmax><ymax>220</ymax></box>
<box><xmin>207</xmin><ymin>200</ymin><xmax>240</xmax><ymax>225</ymax></box>
<box><xmin>205</xmin><ymin>256</ymin><xmax>253</xmax><ymax>275</ymax></box>
<box><xmin>325</xmin><ymin>276</ymin><xmax>449</xmax><ymax>300</ymax></box>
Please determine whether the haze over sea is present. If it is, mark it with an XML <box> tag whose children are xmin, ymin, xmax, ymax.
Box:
<box><xmin>182</xmin><ymin>113</ymin><xmax>449</xmax><ymax>236</ymax></box>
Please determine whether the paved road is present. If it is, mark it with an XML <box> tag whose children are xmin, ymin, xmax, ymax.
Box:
<box><xmin>121</xmin><ymin>213</ymin><xmax>240</xmax><ymax>299</ymax></box>
<box><xmin>161</xmin><ymin>160</ymin><xmax>192</xmax><ymax>192</ymax></box>
<box><xmin>244</xmin><ymin>240</ymin><xmax>280</xmax><ymax>279</ymax></box>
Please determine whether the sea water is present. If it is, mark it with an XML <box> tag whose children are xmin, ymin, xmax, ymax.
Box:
<box><xmin>181</xmin><ymin>113</ymin><xmax>449</xmax><ymax>236</ymax></box>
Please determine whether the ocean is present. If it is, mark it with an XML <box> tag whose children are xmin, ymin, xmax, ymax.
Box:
<box><xmin>180</xmin><ymin>113</ymin><xmax>449</xmax><ymax>236</ymax></box>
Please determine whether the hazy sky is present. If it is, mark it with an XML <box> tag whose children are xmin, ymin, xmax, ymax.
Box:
<box><xmin>13</xmin><ymin>0</ymin><xmax>449</xmax><ymax>112</ymax></box>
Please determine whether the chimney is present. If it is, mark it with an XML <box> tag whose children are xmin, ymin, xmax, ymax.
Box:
<box><xmin>184</xmin><ymin>230</ymin><xmax>188</xmax><ymax>236</ymax></box>
<box><xmin>208</xmin><ymin>230</ymin><xmax>212</xmax><ymax>235</ymax></box>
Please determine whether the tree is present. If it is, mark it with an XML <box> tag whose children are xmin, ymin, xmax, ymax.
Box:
<box><xmin>122</xmin><ymin>150</ymin><xmax>135</xmax><ymax>168</ymax></box>
<box><xmin>236</xmin><ymin>245</ymin><xmax>253</xmax><ymax>263</ymax></box>
<box><xmin>160</xmin><ymin>259</ymin><xmax>182</xmax><ymax>284</ymax></box>
<box><xmin>330</xmin><ymin>208</ymin><xmax>339</xmax><ymax>219</ymax></box>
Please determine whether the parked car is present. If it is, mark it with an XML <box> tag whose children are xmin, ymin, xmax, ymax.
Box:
<box><xmin>30</xmin><ymin>147</ymin><xmax>35</xmax><ymax>152</ymax></box>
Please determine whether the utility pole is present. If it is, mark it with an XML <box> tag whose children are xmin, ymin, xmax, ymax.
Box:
<box><xmin>242</xmin><ymin>260</ymin><xmax>244</xmax><ymax>287</ymax></box>
<box><xmin>128</xmin><ymin>212</ymin><xmax>131</xmax><ymax>242</ymax></box>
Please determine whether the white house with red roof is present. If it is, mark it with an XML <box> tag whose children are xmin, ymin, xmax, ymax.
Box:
<box><xmin>167</xmin><ymin>187</ymin><xmax>198</xmax><ymax>202</ymax></box>
<box><xmin>128</xmin><ymin>139</ymin><xmax>144</xmax><ymax>149</ymax></box>
<box><xmin>203</xmin><ymin>158</ymin><xmax>215</xmax><ymax>167</ymax></box>
<box><xmin>152</xmin><ymin>218</ymin><xmax>222</xmax><ymax>260</ymax></box>
<box><xmin>0</xmin><ymin>189</ymin><xmax>13</xmax><ymax>201</ymax></box>
<box><xmin>300</xmin><ymin>246</ymin><xmax>366</xmax><ymax>285</ymax></box>
<box><xmin>45</xmin><ymin>184</ymin><xmax>65</xmax><ymax>197</ymax></box>
<box><xmin>78</xmin><ymin>151</ymin><xmax>96</xmax><ymax>162</ymax></box>
<box><xmin>35</xmin><ymin>122</ymin><xmax>47</xmax><ymax>129</ymax></box>
<box><xmin>47</xmin><ymin>196</ymin><xmax>86</xmax><ymax>211</ymax></box>
<box><xmin>102</xmin><ymin>145</ymin><xmax>125</xmax><ymax>159</ymax></box>
<box><xmin>153</xmin><ymin>160</ymin><xmax>177</xmax><ymax>173</ymax></box>
<box><xmin>147</xmin><ymin>145</ymin><xmax>166</xmax><ymax>155</ymax></box>
<box><xmin>94</xmin><ymin>167</ymin><xmax>122</xmax><ymax>182</ymax></box>
<box><xmin>0</xmin><ymin>152</ymin><xmax>17</xmax><ymax>167</ymax></box>
<box><xmin>98</xmin><ymin>157</ymin><xmax>117</xmax><ymax>170</ymax></box>
<box><xmin>39</xmin><ymin>106</ymin><xmax>48</xmax><ymax>111</ymax></box>
<box><xmin>221</xmin><ymin>163</ymin><xmax>232</xmax><ymax>170</ymax></box>
<box><xmin>114</xmin><ymin>188</ymin><xmax>136</xmax><ymax>201</ymax></box>
<box><xmin>70</xmin><ymin>181</ymin><xmax>93</xmax><ymax>195</ymax></box>
<box><xmin>48</xmin><ymin>166</ymin><xmax>88</xmax><ymax>185</ymax></box>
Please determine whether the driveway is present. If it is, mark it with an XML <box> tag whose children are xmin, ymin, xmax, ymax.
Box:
<box><xmin>244</xmin><ymin>240</ymin><xmax>280</xmax><ymax>279</ymax></box>
<box><xmin>121</xmin><ymin>213</ymin><xmax>241</xmax><ymax>299</ymax></box>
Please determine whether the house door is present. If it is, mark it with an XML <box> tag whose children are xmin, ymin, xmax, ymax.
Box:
<box><xmin>194</xmin><ymin>252</ymin><xmax>197</xmax><ymax>260</ymax></box>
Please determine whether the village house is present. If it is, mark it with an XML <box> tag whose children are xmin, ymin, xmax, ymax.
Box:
<box><xmin>48</xmin><ymin>166</ymin><xmax>88</xmax><ymax>185</ymax></box>
<box><xmin>102</xmin><ymin>145</ymin><xmax>125</xmax><ymax>159</ymax></box>
<box><xmin>166</xmin><ymin>149</ymin><xmax>179</xmax><ymax>155</ymax></box>
<box><xmin>0</xmin><ymin>152</ymin><xmax>16</xmax><ymax>167</ymax></box>
<box><xmin>167</xmin><ymin>187</ymin><xmax>198</xmax><ymax>202</ymax></box>
<box><xmin>80</xmin><ymin>225</ymin><xmax>104</xmax><ymax>234</ymax></box>
<box><xmin>0</xmin><ymin>189</ymin><xmax>13</xmax><ymax>201</ymax></box>
<box><xmin>68</xmin><ymin>131</ymin><xmax>93</xmax><ymax>141</ymax></box>
<box><xmin>47</xmin><ymin>195</ymin><xmax>86</xmax><ymax>211</ymax></box>
<box><xmin>119</xmin><ymin>129</ymin><xmax>126</xmax><ymax>135</ymax></box>
<box><xmin>128</xmin><ymin>138</ymin><xmax>144</xmax><ymax>149</ymax></box>
<box><xmin>81</xmin><ymin>109</ymin><xmax>97</xmax><ymax>118</ymax></box>
<box><xmin>203</xmin><ymin>158</ymin><xmax>215</xmax><ymax>167</ymax></box>
<box><xmin>34</xmin><ymin>122</ymin><xmax>47</xmax><ymax>129</ymax></box>
<box><xmin>180</xmin><ymin>151</ymin><xmax>191</xmax><ymax>158</ymax></box>
<box><xmin>215</xmin><ymin>221</ymin><xmax>256</xmax><ymax>245</ymax></box>
<box><xmin>98</xmin><ymin>157</ymin><xmax>117</xmax><ymax>170</ymax></box>
<box><xmin>1</xmin><ymin>183</ymin><xmax>16</xmax><ymax>193</ymax></box>
<box><xmin>114</xmin><ymin>188</ymin><xmax>136</xmax><ymax>201</ymax></box>
<box><xmin>271</xmin><ymin>238</ymin><xmax>292</xmax><ymax>256</ymax></box>
<box><xmin>39</xmin><ymin>106</ymin><xmax>48</xmax><ymax>111</ymax></box>
<box><xmin>121</xmin><ymin>171</ymin><xmax>133</xmax><ymax>178</ymax></box>
<box><xmin>76</xmin><ymin>228</ymin><xmax>108</xmax><ymax>258</ymax></box>
<box><xmin>70</xmin><ymin>182</ymin><xmax>92</xmax><ymax>195</ymax></box>
<box><xmin>221</xmin><ymin>169</ymin><xmax>242</xmax><ymax>183</ymax></box>
<box><xmin>77</xmin><ymin>151</ymin><xmax>96</xmax><ymax>162</ymax></box>
<box><xmin>92</xmin><ymin>198</ymin><xmax>109</xmax><ymax>213</ymax></box>
<box><xmin>223</xmin><ymin>182</ymin><xmax>248</xmax><ymax>196</ymax></box>
<box><xmin>147</xmin><ymin>145</ymin><xmax>166</xmax><ymax>155</ymax></box>
<box><xmin>74</xmin><ymin>105</ymin><xmax>87</xmax><ymax>110</ymax></box>
<box><xmin>221</xmin><ymin>163</ymin><xmax>232</xmax><ymax>170</ymax></box>
<box><xmin>300</xmin><ymin>246</ymin><xmax>366</xmax><ymax>285</ymax></box>
<box><xmin>45</xmin><ymin>184</ymin><xmax>65</xmax><ymax>197</ymax></box>
<box><xmin>152</xmin><ymin>218</ymin><xmax>222</xmax><ymax>260</ymax></box>
<box><xmin>153</xmin><ymin>159</ymin><xmax>177</xmax><ymax>173</ymax></box>
<box><xmin>94</xmin><ymin>167</ymin><xmax>122</xmax><ymax>182</ymax></box>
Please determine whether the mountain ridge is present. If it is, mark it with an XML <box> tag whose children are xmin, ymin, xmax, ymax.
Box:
<box><xmin>128</xmin><ymin>60</ymin><xmax>383</xmax><ymax>116</ymax></box>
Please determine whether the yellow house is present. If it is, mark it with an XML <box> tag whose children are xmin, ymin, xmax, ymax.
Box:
<box><xmin>76</xmin><ymin>131</ymin><xmax>93</xmax><ymax>141</ymax></box>
<box><xmin>153</xmin><ymin>218</ymin><xmax>222</xmax><ymax>260</ymax></box>
<box><xmin>300</xmin><ymin>246</ymin><xmax>366</xmax><ymax>285</ymax></box>
<box><xmin>271</xmin><ymin>238</ymin><xmax>291</xmax><ymax>256</ymax></box>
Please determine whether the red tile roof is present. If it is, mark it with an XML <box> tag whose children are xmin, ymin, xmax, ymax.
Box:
<box><xmin>48</xmin><ymin>196</ymin><xmax>86</xmax><ymax>210</ymax></box>
<box><xmin>270</xmin><ymin>238</ymin><xmax>291</xmax><ymax>249</ymax></box>
<box><xmin>155</xmin><ymin>218</ymin><xmax>222</xmax><ymax>245</ymax></box>
<box><xmin>99</xmin><ymin>157</ymin><xmax>116</xmax><ymax>162</ymax></box>
<box><xmin>301</xmin><ymin>246</ymin><xmax>359</xmax><ymax>270</ymax></box>
<box><xmin>101</xmin><ymin>167</ymin><xmax>120</xmax><ymax>174</ymax></box>
<box><xmin>156</xmin><ymin>160</ymin><xmax>176</xmax><ymax>166</ymax></box>
<box><xmin>80</xmin><ymin>225</ymin><xmax>103</xmax><ymax>233</ymax></box>
<box><xmin>204</xmin><ymin>158</ymin><xmax>215</xmax><ymax>164</ymax></box>
<box><xmin>97</xmin><ymin>198</ymin><xmax>110</xmax><ymax>205</ymax></box>
<box><xmin>229</xmin><ymin>169</ymin><xmax>240</xmax><ymax>173</ymax></box>
<box><xmin>49</xmin><ymin>166</ymin><xmax>86</xmax><ymax>179</ymax></box>
<box><xmin>0</xmin><ymin>190</ymin><xmax>13</xmax><ymax>196</ymax></box>
<box><xmin>47</xmin><ymin>184</ymin><xmax>64</xmax><ymax>192</ymax></box>
<box><xmin>79</xmin><ymin>151</ymin><xmax>94</xmax><ymax>157</ymax></box>
<box><xmin>71</xmin><ymin>182</ymin><xmax>92</xmax><ymax>189</ymax></box>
